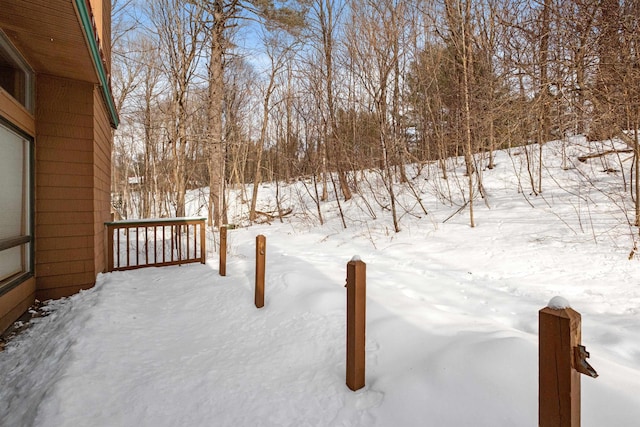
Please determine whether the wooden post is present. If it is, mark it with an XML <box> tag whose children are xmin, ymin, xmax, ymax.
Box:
<box><xmin>219</xmin><ymin>226</ymin><xmax>227</xmax><ymax>276</ymax></box>
<box><xmin>106</xmin><ymin>224</ymin><xmax>114</xmax><ymax>272</ymax></box>
<box><xmin>255</xmin><ymin>235</ymin><xmax>266</xmax><ymax>308</ymax></box>
<box><xmin>539</xmin><ymin>297</ymin><xmax>593</xmax><ymax>427</ymax></box>
<box><xmin>346</xmin><ymin>257</ymin><xmax>366</xmax><ymax>391</ymax></box>
<box><xmin>199</xmin><ymin>220</ymin><xmax>206</xmax><ymax>264</ymax></box>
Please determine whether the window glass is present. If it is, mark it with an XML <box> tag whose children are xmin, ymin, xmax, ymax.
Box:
<box><xmin>0</xmin><ymin>124</ymin><xmax>25</xmax><ymax>239</ymax></box>
<box><xmin>0</xmin><ymin>246</ymin><xmax>21</xmax><ymax>282</ymax></box>
<box><xmin>0</xmin><ymin>120</ymin><xmax>32</xmax><ymax>291</ymax></box>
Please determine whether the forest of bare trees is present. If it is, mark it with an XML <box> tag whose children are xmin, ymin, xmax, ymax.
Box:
<box><xmin>110</xmin><ymin>0</ymin><xmax>640</xmax><ymax>231</ymax></box>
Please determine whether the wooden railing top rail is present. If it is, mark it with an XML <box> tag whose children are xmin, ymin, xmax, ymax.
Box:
<box><xmin>105</xmin><ymin>217</ymin><xmax>207</xmax><ymax>227</ymax></box>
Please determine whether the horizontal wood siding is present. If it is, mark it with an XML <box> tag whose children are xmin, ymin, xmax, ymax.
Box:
<box><xmin>87</xmin><ymin>0</ymin><xmax>111</xmax><ymax>73</ymax></box>
<box><xmin>1</xmin><ymin>1</ymin><xmax>116</xmax><ymax>330</ymax></box>
<box><xmin>93</xmin><ymin>87</ymin><xmax>111</xmax><ymax>274</ymax></box>
<box><xmin>0</xmin><ymin>278</ymin><xmax>35</xmax><ymax>334</ymax></box>
<box><xmin>103</xmin><ymin>0</ymin><xmax>111</xmax><ymax>74</ymax></box>
<box><xmin>88</xmin><ymin>0</ymin><xmax>104</xmax><ymax>44</ymax></box>
<box><xmin>35</xmin><ymin>75</ymin><xmax>97</xmax><ymax>301</ymax></box>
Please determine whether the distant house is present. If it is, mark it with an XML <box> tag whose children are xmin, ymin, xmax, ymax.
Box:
<box><xmin>0</xmin><ymin>0</ymin><xmax>118</xmax><ymax>333</ymax></box>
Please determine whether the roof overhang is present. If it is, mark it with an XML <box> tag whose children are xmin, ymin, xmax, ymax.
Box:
<box><xmin>0</xmin><ymin>0</ymin><xmax>119</xmax><ymax>128</ymax></box>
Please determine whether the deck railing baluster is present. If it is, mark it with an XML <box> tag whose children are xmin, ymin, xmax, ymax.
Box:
<box><xmin>104</xmin><ymin>218</ymin><xmax>207</xmax><ymax>272</ymax></box>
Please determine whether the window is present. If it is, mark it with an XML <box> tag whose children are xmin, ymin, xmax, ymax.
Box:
<box><xmin>0</xmin><ymin>120</ymin><xmax>33</xmax><ymax>293</ymax></box>
<box><xmin>0</xmin><ymin>29</ymin><xmax>34</xmax><ymax>112</ymax></box>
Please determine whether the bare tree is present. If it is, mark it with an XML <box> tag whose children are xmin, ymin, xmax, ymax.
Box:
<box><xmin>309</xmin><ymin>0</ymin><xmax>352</xmax><ymax>201</ymax></box>
<box><xmin>150</xmin><ymin>0</ymin><xmax>206</xmax><ymax>217</ymax></box>
<box><xmin>443</xmin><ymin>0</ymin><xmax>477</xmax><ymax>226</ymax></box>
<box><xmin>249</xmin><ymin>31</ymin><xmax>297</xmax><ymax>222</ymax></box>
<box><xmin>198</xmin><ymin>0</ymin><xmax>307</xmax><ymax>226</ymax></box>
<box><xmin>618</xmin><ymin>0</ymin><xmax>640</xmax><ymax>226</ymax></box>
<box><xmin>345</xmin><ymin>0</ymin><xmax>410</xmax><ymax>232</ymax></box>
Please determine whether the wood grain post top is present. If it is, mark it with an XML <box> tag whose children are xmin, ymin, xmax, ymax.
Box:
<box><xmin>539</xmin><ymin>306</ymin><xmax>581</xmax><ymax>320</ymax></box>
<box><xmin>347</xmin><ymin>258</ymin><xmax>366</xmax><ymax>274</ymax></box>
<box><xmin>347</xmin><ymin>255</ymin><xmax>365</xmax><ymax>265</ymax></box>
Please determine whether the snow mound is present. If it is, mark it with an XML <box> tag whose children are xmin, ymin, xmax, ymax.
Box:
<box><xmin>547</xmin><ymin>296</ymin><xmax>571</xmax><ymax>310</ymax></box>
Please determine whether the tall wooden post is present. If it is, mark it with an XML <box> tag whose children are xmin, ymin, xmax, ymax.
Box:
<box><xmin>219</xmin><ymin>226</ymin><xmax>227</xmax><ymax>276</ymax></box>
<box><xmin>346</xmin><ymin>257</ymin><xmax>366</xmax><ymax>391</ymax></box>
<box><xmin>539</xmin><ymin>297</ymin><xmax>597</xmax><ymax>427</ymax></box>
<box><xmin>255</xmin><ymin>235</ymin><xmax>266</xmax><ymax>308</ymax></box>
<box><xmin>106</xmin><ymin>224</ymin><xmax>114</xmax><ymax>272</ymax></box>
<box><xmin>199</xmin><ymin>220</ymin><xmax>206</xmax><ymax>264</ymax></box>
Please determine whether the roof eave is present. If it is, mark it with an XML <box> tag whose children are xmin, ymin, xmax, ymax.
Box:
<box><xmin>74</xmin><ymin>0</ymin><xmax>119</xmax><ymax>129</ymax></box>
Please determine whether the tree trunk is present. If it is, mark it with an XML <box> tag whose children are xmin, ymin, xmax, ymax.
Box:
<box><xmin>207</xmin><ymin>3</ymin><xmax>226</xmax><ymax>227</ymax></box>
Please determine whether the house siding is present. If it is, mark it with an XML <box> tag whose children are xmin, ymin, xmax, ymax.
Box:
<box><xmin>0</xmin><ymin>278</ymin><xmax>35</xmax><ymax>333</ymax></box>
<box><xmin>1</xmin><ymin>0</ymin><xmax>115</xmax><ymax>334</ymax></box>
<box><xmin>35</xmin><ymin>75</ymin><xmax>98</xmax><ymax>301</ymax></box>
<box><xmin>88</xmin><ymin>0</ymin><xmax>112</xmax><ymax>73</ymax></box>
<box><xmin>93</xmin><ymin>87</ymin><xmax>112</xmax><ymax>274</ymax></box>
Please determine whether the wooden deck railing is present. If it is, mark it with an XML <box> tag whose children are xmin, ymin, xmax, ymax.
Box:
<box><xmin>105</xmin><ymin>217</ymin><xmax>206</xmax><ymax>272</ymax></box>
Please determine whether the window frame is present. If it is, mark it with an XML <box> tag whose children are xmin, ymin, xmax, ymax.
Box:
<box><xmin>0</xmin><ymin>116</ymin><xmax>34</xmax><ymax>296</ymax></box>
<box><xmin>0</xmin><ymin>29</ymin><xmax>34</xmax><ymax>113</ymax></box>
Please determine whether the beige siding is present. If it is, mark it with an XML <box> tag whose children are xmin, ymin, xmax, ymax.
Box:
<box><xmin>103</xmin><ymin>0</ymin><xmax>111</xmax><ymax>74</ymax></box>
<box><xmin>0</xmin><ymin>279</ymin><xmax>35</xmax><ymax>333</ymax></box>
<box><xmin>1</xmin><ymin>0</ymin><xmax>115</xmax><ymax>333</ymax></box>
<box><xmin>35</xmin><ymin>75</ymin><xmax>97</xmax><ymax>301</ymax></box>
<box><xmin>88</xmin><ymin>0</ymin><xmax>111</xmax><ymax>74</ymax></box>
<box><xmin>88</xmin><ymin>0</ymin><xmax>104</xmax><ymax>43</ymax></box>
<box><xmin>93</xmin><ymin>87</ymin><xmax>111</xmax><ymax>274</ymax></box>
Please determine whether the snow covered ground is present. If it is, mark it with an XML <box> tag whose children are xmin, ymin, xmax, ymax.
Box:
<box><xmin>2</xmin><ymin>139</ymin><xmax>640</xmax><ymax>426</ymax></box>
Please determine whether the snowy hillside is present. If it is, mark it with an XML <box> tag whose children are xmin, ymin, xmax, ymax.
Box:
<box><xmin>1</xmin><ymin>140</ymin><xmax>639</xmax><ymax>426</ymax></box>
